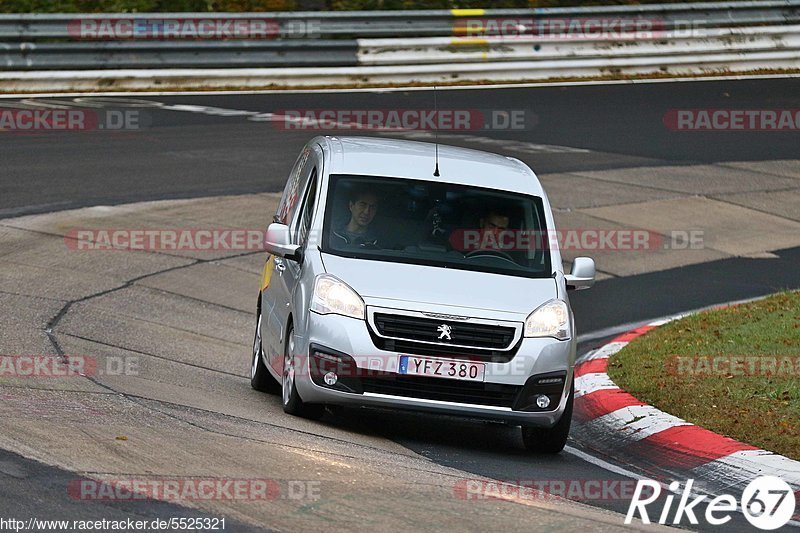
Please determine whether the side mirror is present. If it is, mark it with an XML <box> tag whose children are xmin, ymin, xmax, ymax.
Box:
<box><xmin>264</xmin><ymin>223</ymin><xmax>301</xmax><ymax>262</ymax></box>
<box><xmin>565</xmin><ymin>257</ymin><xmax>595</xmax><ymax>291</ymax></box>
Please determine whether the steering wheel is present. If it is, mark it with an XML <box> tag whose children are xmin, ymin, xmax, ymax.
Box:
<box><xmin>464</xmin><ymin>249</ymin><xmax>516</xmax><ymax>263</ymax></box>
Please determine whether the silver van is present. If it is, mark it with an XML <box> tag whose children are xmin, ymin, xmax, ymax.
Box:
<box><xmin>251</xmin><ymin>136</ymin><xmax>595</xmax><ymax>453</ymax></box>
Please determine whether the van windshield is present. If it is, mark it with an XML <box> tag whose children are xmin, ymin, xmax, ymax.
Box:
<box><xmin>321</xmin><ymin>174</ymin><xmax>552</xmax><ymax>279</ymax></box>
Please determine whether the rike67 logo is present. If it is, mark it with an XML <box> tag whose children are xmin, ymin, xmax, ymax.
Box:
<box><xmin>626</xmin><ymin>477</ymin><xmax>797</xmax><ymax>530</ymax></box>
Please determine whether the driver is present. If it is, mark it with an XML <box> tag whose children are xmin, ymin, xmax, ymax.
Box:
<box><xmin>476</xmin><ymin>209</ymin><xmax>511</xmax><ymax>251</ymax></box>
<box><xmin>331</xmin><ymin>187</ymin><xmax>381</xmax><ymax>248</ymax></box>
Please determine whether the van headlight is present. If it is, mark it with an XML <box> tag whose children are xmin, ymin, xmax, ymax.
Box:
<box><xmin>524</xmin><ymin>299</ymin><xmax>570</xmax><ymax>340</ymax></box>
<box><xmin>311</xmin><ymin>274</ymin><xmax>365</xmax><ymax>320</ymax></box>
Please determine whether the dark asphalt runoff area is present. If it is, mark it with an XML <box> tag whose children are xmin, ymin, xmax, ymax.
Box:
<box><xmin>1</xmin><ymin>78</ymin><xmax>799</xmax><ymax>532</ymax></box>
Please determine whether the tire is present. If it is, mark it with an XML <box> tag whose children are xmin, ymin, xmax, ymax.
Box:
<box><xmin>251</xmin><ymin>305</ymin><xmax>281</xmax><ymax>394</ymax></box>
<box><xmin>521</xmin><ymin>380</ymin><xmax>574</xmax><ymax>454</ymax></box>
<box><xmin>281</xmin><ymin>326</ymin><xmax>325</xmax><ymax>420</ymax></box>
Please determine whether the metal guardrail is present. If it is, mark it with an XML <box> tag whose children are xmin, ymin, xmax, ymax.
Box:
<box><xmin>358</xmin><ymin>25</ymin><xmax>800</xmax><ymax>65</ymax></box>
<box><xmin>1</xmin><ymin>2</ymin><xmax>799</xmax><ymax>40</ymax></box>
<box><xmin>0</xmin><ymin>40</ymin><xmax>357</xmax><ymax>69</ymax></box>
<box><xmin>0</xmin><ymin>1</ymin><xmax>798</xmax><ymax>88</ymax></box>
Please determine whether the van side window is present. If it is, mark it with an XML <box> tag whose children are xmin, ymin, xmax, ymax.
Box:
<box><xmin>296</xmin><ymin>169</ymin><xmax>318</xmax><ymax>246</ymax></box>
<box><xmin>275</xmin><ymin>148</ymin><xmax>311</xmax><ymax>224</ymax></box>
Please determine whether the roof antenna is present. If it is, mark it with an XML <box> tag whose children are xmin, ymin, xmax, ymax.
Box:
<box><xmin>433</xmin><ymin>85</ymin><xmax>440</xmax><ymax>177</ymax></box>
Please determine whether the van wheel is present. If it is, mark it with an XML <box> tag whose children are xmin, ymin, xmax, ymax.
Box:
<box><xmin>282</xmin><ymin>327</ymin><xmax>324</xmax><ymax>420</ymax></box>
<box><xmin>251</xmin><ymin>307</ymin><xmax>280</xmax><ymax>394</ymax></box>
<box><xmin>521</xmin><ymin>381</ymin><xmax>573</xmax><ymax>454</ymax></box>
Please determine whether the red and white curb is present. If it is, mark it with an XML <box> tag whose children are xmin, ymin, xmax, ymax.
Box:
<box><xmin>572</xmin><ymin>315</ymin><xmax>800</xmax><ymax>513</ymax></box>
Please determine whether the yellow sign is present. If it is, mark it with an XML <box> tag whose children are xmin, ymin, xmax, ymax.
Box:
<box><xmin>451</xmin><ymin>8</ymin><xmax>485</xmax><ymax>16</ymax></box>
<box><xmin>260</xmin><ymin>255</ymin><xmax>274</xmax><ymax>291</ymax></box>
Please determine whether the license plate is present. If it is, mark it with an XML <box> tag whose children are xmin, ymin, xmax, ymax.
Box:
<box><xmin>398</xmin><ymin>355</ymin><xmax>485</xmax><ymax>382</ymax></box>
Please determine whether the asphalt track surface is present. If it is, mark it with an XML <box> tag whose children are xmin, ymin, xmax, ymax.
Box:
<box><xmin>1</xmin><ymin>78</ymin><xmax>800</xmax><ymax>531</ymax></box>
<box><xmin>3</xmin><ymin>77</ymin><xmax>800</xmax><ymax>216</ymax></box>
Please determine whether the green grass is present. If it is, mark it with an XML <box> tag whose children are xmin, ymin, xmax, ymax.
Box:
<box><xmin>607</xmin><ymin>291</ymin><xmax>800</xmax><ymax>460</ymax></box>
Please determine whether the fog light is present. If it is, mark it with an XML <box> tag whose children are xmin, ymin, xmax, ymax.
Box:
<box><xmin>323</xmin><ymin>372</ymin><xmax>338</xmax><ymax>386</ymax></box>
<box><xmin>536</xmin><ymin>395</ymin><xmax>550</xmax><ymax>409</ymax></box>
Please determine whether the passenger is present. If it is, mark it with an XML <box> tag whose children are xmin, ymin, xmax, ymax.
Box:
<box><xmin>331</xmin><ymin>187</ymin><xmax>381</xmax><ymax>248</ymax></box>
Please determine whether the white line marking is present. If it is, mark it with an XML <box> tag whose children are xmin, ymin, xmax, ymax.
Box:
<box><xmin>576</xmin><ymin>320</ymin><xmax>657</xmax><ymax>345</ymax></box>
<box><xmin>563</xmin><ymin>445</ymin><xmax>652</xmax><ymax>481</ymax></box>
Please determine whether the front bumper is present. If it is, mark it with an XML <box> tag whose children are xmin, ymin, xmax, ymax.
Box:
<box><xmin>294</xmin><ymin>311</ymin><xmax>575</xmax><ymax>428</ymax></box>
